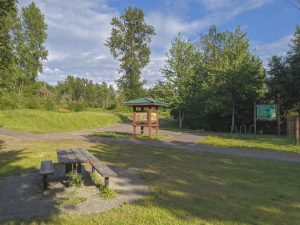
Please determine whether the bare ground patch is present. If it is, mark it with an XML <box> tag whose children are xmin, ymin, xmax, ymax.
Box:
<box><xmin>0</xmin><ymin>165</ymin><xmax>148</xmax><ymax>221</ymax></box>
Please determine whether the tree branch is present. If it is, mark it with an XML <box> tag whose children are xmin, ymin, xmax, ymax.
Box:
<box><xmin>287</xmin><ymin>0</ymin><xmax>300</xmax><ymax>10</ymax></box>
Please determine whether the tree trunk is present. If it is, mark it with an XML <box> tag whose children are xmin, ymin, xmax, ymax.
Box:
<box><xmin>178</xmin><ymin>110</ymin><xmax>184</xmax><ymax>129</ymax></box>
<box><xmin>231</xmin><ymin>104</ymin><xmax>235</xmax><ymax>134</ymax></box>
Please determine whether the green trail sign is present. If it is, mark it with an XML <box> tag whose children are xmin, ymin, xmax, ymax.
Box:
<box><xmin>257</xmin><ymin>104</ymin><xmax>277</xmax><ymax>120</ymax></box>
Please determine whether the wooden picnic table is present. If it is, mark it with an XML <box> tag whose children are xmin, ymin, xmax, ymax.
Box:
<box><xmin>56</xmin><ymin>148</ymin><xmax>117</xmax><ymax>186</ymax></box>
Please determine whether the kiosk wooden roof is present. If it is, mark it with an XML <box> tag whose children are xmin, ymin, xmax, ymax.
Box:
<box><xmin>124</xmin><ymin>98</ymin><xmax>168</xmax><ymax>108</ymax></box>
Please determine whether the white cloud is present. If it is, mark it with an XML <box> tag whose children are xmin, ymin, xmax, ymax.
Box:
<box><xmin>148</xmin><ymin>0</ymin><xmax>272</xmax><ymax>50</ymax></box>
<box><xmin>253</xmin><ymin>34</ymin><xmax>293</xmax><ymax>64</ymax></box>
<box><xmin>18</xmin><ymin>0</ymin><xmax>276</xmax><ymax>88</ymax></box>
<box><xmin>19</xmin><ymin>0</ymin><xmax>119</xmax><ymax>85</ymax></box>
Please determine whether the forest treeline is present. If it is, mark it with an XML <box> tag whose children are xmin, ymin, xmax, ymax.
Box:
<box><xmin>150</xmin><ymin>26</ymin><xmax>300</xmax><ymax>132</ymax></box>
<box><xmin>0</xmin><ymin>1</ymin><xmax>118</xmax><ymax>111</ymax></box>
<box><xmin>1</xmin><ymin>2</ymin><xmax>299</xmax><ymax>132</ymax></box>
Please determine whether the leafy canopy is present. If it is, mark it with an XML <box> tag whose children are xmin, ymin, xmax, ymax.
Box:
<box><xmin>106</xmin><ymin>7</ymin><xmax>155</xmax><ymax>100</ymax></box>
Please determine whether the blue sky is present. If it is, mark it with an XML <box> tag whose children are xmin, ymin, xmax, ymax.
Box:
<box><xmin>19</xmin><ymin>0</ymin><xmax>299</xmax><ymax>87</ymax></box>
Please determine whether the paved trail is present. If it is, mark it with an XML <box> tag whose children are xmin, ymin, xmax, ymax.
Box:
<box><xmin>1</xmin><ymin>124</ymin><xmax>300</xmax><ymax>163</ymax></box>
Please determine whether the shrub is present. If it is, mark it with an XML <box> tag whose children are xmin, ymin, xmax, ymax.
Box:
<box><xmin>66</xmin><ymin>172</ymin><xmax>83</xmax><ymax>187</ymax></box>
<box><xmin>90</xmin><ymin>172</ymin><xmax>117</xmax><ymax>199</ymax></box>
<box><xmin>68</xmin><ymin>101</ymin><xmax>86</xmax><ymax>112</ymax></box>
<box><xmin>100</xmin><ymin>185</ymin><xmax>117</xmax><ymax>199</ymax></box>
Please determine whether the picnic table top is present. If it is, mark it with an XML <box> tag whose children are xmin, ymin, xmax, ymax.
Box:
<box><xmin>57</xmin><ymin>148</ymin><xmax>99</xmax><ymax>164</ymax></box>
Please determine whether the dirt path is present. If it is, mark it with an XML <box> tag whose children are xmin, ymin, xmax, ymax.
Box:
<box><xmin>1</xmin><ymin>124</ymin><xmax>300</xmax><ymax>163</ymax></box>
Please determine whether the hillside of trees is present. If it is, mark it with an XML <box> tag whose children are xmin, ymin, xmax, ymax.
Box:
<box><xmin>0</xmin><ymin>1</ymin><xmax>299</xmax><ymax>132</ymax></box>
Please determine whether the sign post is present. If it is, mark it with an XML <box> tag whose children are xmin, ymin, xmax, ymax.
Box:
<box><xmin>254</xmin><ymin>104</ymin><xmax>279</xmax><ymax>135</ymax></box>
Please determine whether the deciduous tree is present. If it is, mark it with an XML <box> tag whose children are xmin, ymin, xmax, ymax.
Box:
<box><xmin>106</xmin><ymin>7</ymin><xmax>155</xmax><ymax>100</ymax></box>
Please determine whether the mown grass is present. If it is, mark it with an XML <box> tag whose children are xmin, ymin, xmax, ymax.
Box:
<box><xmin>1</xmin><ymin>135</ymin><xmax>300</xmax><ymax>224</ymax></box>
<box><xmin>198</xmin><ymin>132</ymin><xmax>300</xmax><ymax>154</ymax></box>
<box><xmin>92</xmin><ymin>131</ymin><xmax>171</xmax><ymax>140</ymax></box>
<box><xmin>0</xmin><ymin>109</ymin><xmax>127</xmax><ymax>133</ymax></box>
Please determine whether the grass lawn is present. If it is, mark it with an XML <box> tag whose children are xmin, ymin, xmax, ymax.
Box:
<box><xmin>1</xmin><ymin>135</ymin><xmax>300</xmax><ymax>224</ymax></box>
<box><xmin>198</xmin><ymin>132</ymin><xmax>300</xmax><ymax>154</ymax></box>
<box><xmin>0</xmin><ymin>109</ymin><xmax>129</xmax><ymax>133</ymax></box>
<box><xmin>92</xmin><ymin>131</ymin><xmax>171</xmax><ymax>140</ymax></box>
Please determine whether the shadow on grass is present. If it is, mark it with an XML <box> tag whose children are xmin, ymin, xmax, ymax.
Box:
<box><xmin>198</xmin><ymin>132</ymin><xmax>300</xmax><ymax>153</ymax></box>
<box><xmin>0</xmin><ymin>142</ymin><xmax>62</xmax><ymax>224</ymax></box>
<box><xmin>87</xmin><ymin>142</ymin><xmax>300</xmax><ymax>225</ymax></box>
<box><xmin>115</xmin><ymin>113</ymin><xmax>131</xmax><ymax>123</ymax></box>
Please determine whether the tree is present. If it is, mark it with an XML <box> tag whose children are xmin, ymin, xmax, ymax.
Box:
<box><xmin>267</xmin><ymin>56</ymin><xmax>289</xmax><ymax>108</ymax></box>
<box><xmin>0</xmin><ymin>0</ymin><xmax>17</xmax><ymax>91</ymax></box>
<box><xmin>287</xmin><ymin>0</ymin><xmax>300</xmax><ymax>10</ymax></box>
<box><xmin>15</xmin><ymin>2</ymin><xmax>48</xmax><ymax>90</ymax></box>
<box><xmin>105</xmin><ymin>7</ymin><xmax>155</xmax><ymax>100</ymax></box>
<box><xmin>199</xmin><ymin>26</ymin><xmax>265</xmax><ymax>132</ymax></box>
<box><xmin>268</xmin><ymin>26</ymin><xmax>300</xmax><ymax>115</ymax></box>
<box><xmin>160</xmin><ymin>34</ymin><xmax>201</xmax><ymax>128</ymax></box>
<box><xmin>286</xmin><ymin>25</ymin><xmax>300</xmax><ymax>113</ymax></box>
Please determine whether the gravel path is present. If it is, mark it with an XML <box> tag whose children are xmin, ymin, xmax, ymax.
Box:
<box><xmin>1</xmin><ymin>124</ymin><xmax>300</xmax><ymax>163</ymax></box>
<box><xmin>0</xmin><ymin>165</ymin><xmax>148</xmax><ymax>221</ymax></box>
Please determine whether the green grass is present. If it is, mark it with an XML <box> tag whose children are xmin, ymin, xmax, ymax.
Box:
<box><xmin>198</xmin><ymin>132</ymin><xmax>300</xmax><ymax>153</ymax></box>
<box><xmin>92</xmin><ymin>131</ymin><xmax>171</xmax><ymax>140</ymax></box>
<box><xmin>0</xmin><ymin>109</ymin><xmax>128</xmax><ymax>133</ymax></box>
<box><xmin>1</xmin><ymin>135</ymin><xmax>300</xmax><ymax>224</ymax></box>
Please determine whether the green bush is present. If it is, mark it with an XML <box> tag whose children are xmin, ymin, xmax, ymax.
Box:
<box><xmin>68</xmin><ymin>101</ymin><xmax>86</xmax><ymax>112</ymax></box>
<box><xmin>66</xmin><ymin>172</ymin><xmax>83</xmax><ymax>187</ymax></box>
<box><xmin>0</xmin><ymin>95</ymin><xmax>18</xmax><ymax>110</ymax></box>
<box><xmin>90</xmin><ymin>172</ymin><xmax>117</xmax><ymax>199</ymax></box>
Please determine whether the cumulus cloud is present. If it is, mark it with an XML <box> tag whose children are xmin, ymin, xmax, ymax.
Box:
<box><xmin>19</xmin><ymin>0</ymin><xmax>118</xmax><ymax>85</ymax></box>
<box><xmin>17</xmin><ymin>0</ymin><xmax>276</xmax><ymax>87</ymax></box>
<box><xmin>252</xmin><ymin>34</ymin><xmax>293</xmax><ymax>65</ymax></box>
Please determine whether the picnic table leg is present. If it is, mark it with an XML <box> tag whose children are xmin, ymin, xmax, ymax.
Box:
<box><xmin>43</xmin><ymin>175</ymin><xmax>48</xmax><ymax>190</ymax></box>
<box><xmin>77</xmin><ymin>163</ymin><xmax>81</xmax><ymax>173</ymax></box>
<box><xmin>66</xmin><ymin>164</ymin><xmax>71</xmax><ymax>174</ymax></box>
<box><xmin>104</xmin><ymin>177</ymin><xmax>109</xmax><ymax>187</ymax></box>
<box><xmin>72</xmin><ymin>163</ymin><xmax>77</xmax><ymax>173</ymax></box>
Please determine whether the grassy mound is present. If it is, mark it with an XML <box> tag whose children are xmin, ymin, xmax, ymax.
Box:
<box><xmin>0</xmin><ymin>110</ymin><xmax>125</xmax><ymax>133</ymax></box>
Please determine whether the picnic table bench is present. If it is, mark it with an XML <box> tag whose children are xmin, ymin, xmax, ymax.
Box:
<box><xmin>40</xmin><ymin>160</ymin><xmax>54</xmax><ymax>190</ymax></box>
<box><xmin>57</xmin><ymin>148</ymin><xmax>117</xmax><ymax>186</ymax></box>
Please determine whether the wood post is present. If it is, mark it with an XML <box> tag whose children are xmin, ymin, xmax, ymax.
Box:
<box><xmin>66</xmin><ymin>164</ymin><xmax>72</xmax><ymax>174</ymax></box>
<box><xmin>43</xmin><ymin>175</ymin><xmax>48</xmax><ymax>190</ymax></box>
<box><xmin>254</xmin><ymin>102</ymin><xmax>257</xmax><ymax>136</ymax></box>
<box><xmin>104</xmin><ymin>177</ymin><xmax>109</xmax><ymax>187</ymax></box>
<box><xmin>156</xmin><ymin>111</ymin><xmax>159</xmax><ymax>137</ymax></box>
<box><xmin>148</xmin><ymin>110</ymin><xmax>152</xmax><ymax>138</ymax></box>
<box><xmin>133</xmin><ymin>111</ymin><xmax>136</xmax><ymax>136</ymax></box>
<box><xmin>231</xmin><ymin>104</ymin><xmax>235</xmax><ymax>134</ymax></box>
<box><xmin>77</xmin><ymin>163</ymin><xmax>81</xmax><ymax>173</ymax></box>
<box><xmin>72</xmin><ymin>163</ymin><xmax>77</xmax><ymax>173</ymax></box>
<box><xmin>296</xmin><ymin>115</ymin><xmax>299</xmax><ymax>145</ymax></box>
<box><xmin>277</xmin><ymin>103</ymin><xmax>280</xmax><ymax>136</ymax></box>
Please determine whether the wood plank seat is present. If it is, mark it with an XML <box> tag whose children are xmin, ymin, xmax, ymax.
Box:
<box><xmin>91</xmin><ymin>161</ymin><xmax>117</xmax><ymax>187</ymax></box>
<box><xmin>39</xmin><ymin>160</ymin><xmax>54</xmax><ymax>190</ymax></box>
